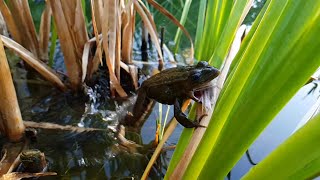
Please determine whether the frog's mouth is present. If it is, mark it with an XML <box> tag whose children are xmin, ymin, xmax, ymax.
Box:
<box><xmin>194</xmin><ymin>82</ymin><xmax>216</xmax><ymax>110</ymax></box>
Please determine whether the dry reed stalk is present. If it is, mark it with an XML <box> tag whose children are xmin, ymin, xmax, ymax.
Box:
<box><xmin>115</xmin><ymin>1</ymin><xmax>121</xmax><ymax>82</ymax></box>
<box><xmin>88</xmin><ymin>0</ymin><xmax>103</xmax><ymax>79</ymax></box>
<box><xmin>107</xmin><ymin>0</ymin><xmax>121</xmax><ymax>81</ymax></box>
<box><xmin>93</xmin><ymin>0</ymin><xmax>103</xmax><ymax>33</ymax></box>
<box><xmin>21</xmin><ymin>0</ymin><xmax>40</xmax><ymax>56</ymax></box>
<box><xmin>81</xmin><ymin>39</ymin><xmax>91</xmax><ymax>82</ymax></box>
<box><xmin>39</xmin><ymin>2</ymin><xmax>52</xmax><ymax>61</ymax></box>
<box><xmin>121</xmin><ymin>3</ymin><xmax>134</xmax><ymax>64</ymax></box>
<box><xmin>7</xmin><ymin>1</ymin><xmax>39</xmax><ymax>57</ymax></box>
<box><xmin>1</xmin><ymin>172</ymin><xmax>57</xmax><ymax>179</ymax></box>
<box><xmin>101</xmin><ymin>0</ymin><xmax>111</xmax><ymax>93</ymax></box>
<box><xmin>0</xmin><ymin>142</ymin><xmax>26</xmax><ymax>175</ymax></box>
<box><xmin>49</xmin><ymin>0</ymin><xmax>88</xmax><ymax>90</ymax></box>
<box><xmin>0</xmin><ymin>1</ymin><xmax>54</xmax><ymax>61</ymax></box>
<box><xmin>81</xmin><ymin>34</ymin><xmax>102</xmax><ymax>82</ymax></box>
<box><xmin>120</xmin><ymin>61</ymin><xmax>138</xmax><ymax>89</ymax></box>
<box><xmin>89</xmin><ymin>40</ymin><xmax>103</xmax><ymax>80</ymax></box>
<box><xmin>1</xmin><ymin>36</ymin><xmax>67</xmax><ymax>91</ymax></box>
<box><xmin>138</xmin><ymin>1</ymin><xmax>157</xmax><ymax>36</ymax></box>
<box><xmin>90</xmin><ymin>0</ymin><xmax>137</xmax><ymax>92</ymax></box>
<box><xmin>0</xmin><ymin>38</ymin><xmax>25</xmax><ymax>142</ymax></box>
<box><xmin>131</xmin><ymin>3</ymin><xmax>136</xmax><ymax>54</ymax></box>
<box><xmin>60</xmin><ymin>1</ymin><xmax>88</xmax><ymax>59</ymax></box>
<box><xmin>0</xmin><ymin>11</ymin><xmax>8</xmax><ymax>36</ymax></box>
<box><xmin>134</xmin><ymin>1</ymin><xmax>164</xmax><ymax>62</ymax></box>
<box><xmin>0</xmin><ymin>1</ymin><xmax>21</xmax><ymax>43</ymax></box>
<box><xmin>101</xmin><ymin>0</ymin><xmax>127</xmax><ymax>97</ymax></box>
<box><xmin>91</xmin><ymin>0</ymin><xmax>100</xmax><ymax>41</ymax></box>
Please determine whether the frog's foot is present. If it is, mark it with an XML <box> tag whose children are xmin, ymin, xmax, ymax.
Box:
<box><xmin>174</xmin><ymin>99</ymin><xmax>206</xmax><ymax>128</ymax></box>
<box><xmin>198</xmin><ymin>114</ymin><xmax>208</xmax><ymax>122</ymax></box>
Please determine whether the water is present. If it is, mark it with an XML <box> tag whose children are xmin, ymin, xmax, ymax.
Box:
<box><xmin>10</xmin><ymin>54</ymin><xmax>181</xmax><ymax>179</ymax></box>
<box><xmin>230</xmin><ymin>83</ymin><xmax>319</xmax><ymax>179</ymax></box>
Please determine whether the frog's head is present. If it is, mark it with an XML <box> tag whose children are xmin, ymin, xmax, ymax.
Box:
<box><xmin>188</xmin><ymin>61</ymin><xmax>220</xmax><ymax>89</ymax></box>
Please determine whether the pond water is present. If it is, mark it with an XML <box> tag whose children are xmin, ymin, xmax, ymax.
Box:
<box><xmin>14</xmin><ymin>65</ymin><xmax>177</xmax><ymax>179</ymax></box>
<box><xmin>230</xmin><ymin>83</ymin><xmax>319</xmax><ymax>179</ymax></box>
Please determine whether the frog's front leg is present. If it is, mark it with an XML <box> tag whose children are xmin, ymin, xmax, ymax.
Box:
<box><xmin>174</xmin><ymin>99</ymin><xmax>206</xmax><ymax>128</ymax></box>
<box><xmin>185</xmin><ymin>91</ymin><xmax>201</xmax><ymax>103</ymax></box>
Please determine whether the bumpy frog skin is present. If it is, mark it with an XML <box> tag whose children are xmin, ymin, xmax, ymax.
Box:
<box><xmin>132</xmin><ymin>61</ymin><xmax>220</xmax><ymax>128</ymax></box>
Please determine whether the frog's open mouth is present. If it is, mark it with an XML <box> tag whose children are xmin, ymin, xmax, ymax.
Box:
<box><xmin>194</xmin><ymin>82</ymin><xmax>215</xmax><ymax>110</ymax></box>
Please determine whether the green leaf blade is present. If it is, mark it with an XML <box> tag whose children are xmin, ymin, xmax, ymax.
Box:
<box><xmin>196</xmin><ymin>0</ymin><xmax>320</xmax><ymax>178</ymax></box>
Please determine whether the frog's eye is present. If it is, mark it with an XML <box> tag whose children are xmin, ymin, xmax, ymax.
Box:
<box><xmin>196</xmin><ymin>61</ymin><xmax>208</xmax><ymax>67</ymax></box>
<box><xmin>191</xmin><ymin>72</ymin><xmax>201</xmax><ymax>82</ymax></box>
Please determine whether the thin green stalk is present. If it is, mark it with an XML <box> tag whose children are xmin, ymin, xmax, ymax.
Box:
<box><xmin>49</xmin><ymin>20</ymin><xmax>57</xmax><ymax>67</ymax></box>
<box><xmin>174</xmin><ymin>0</ymin><xmax>193</xmax><ymax>53</ymax></box>
<box><xmin>196</xmin><ymin>0</ymin><xmax>216</xmax><ymax>60</ymax></box>
<box><xmin>158</xmin><ymin>103</ymin><xmax>162</xmax><ymax>128</ymax></box>
<box><xmin>81</xmin><ymin>0</ymin><xmax>88</xmax><ymax>26</ymax></box>
<box><xmin>194</xmin><ymin>0</ymin><xmax>207</xmax><ymax>59</ymax></box>
<box><xmin>160</xmin><ymin>106</ymin><xmax>171</xmax><ymax>140</ymax></box>
<box><xmin>209</xmin><ymin>0</ymin><xmax>252</xmax><ymax>67</ymax></box>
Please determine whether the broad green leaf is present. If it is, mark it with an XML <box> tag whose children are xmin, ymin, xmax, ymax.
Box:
<box><xmin>226</xmin><ymin>0</ymin><xmax>270</xmax><ymax>79</ymax></box>
<box><xmin>184</xmin><ymin>0</ymin><xmax>320</xmax><ymax>179</ymax></box>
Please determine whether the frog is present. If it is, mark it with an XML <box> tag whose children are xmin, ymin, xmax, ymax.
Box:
<box><xmin>128</xmin><ymin>61</ymin><xmax>220</xmax><ymax>128</ymax></box>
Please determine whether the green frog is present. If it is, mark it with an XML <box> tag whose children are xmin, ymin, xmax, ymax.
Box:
<box><xmin>129</xmin><ymin>61</ymin><xmax>220</xmax><ymax>128</ymax></box>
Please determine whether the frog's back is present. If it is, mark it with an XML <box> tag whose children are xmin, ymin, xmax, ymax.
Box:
<box><xmin>141</xmin><ymin>66</ymin><xmax>193</xmax><ymax>88</ymax></box>
<box><xmin>140</xmin><ymin>66</ymin><xmax>194</xmax><ymax>104</ymax></box>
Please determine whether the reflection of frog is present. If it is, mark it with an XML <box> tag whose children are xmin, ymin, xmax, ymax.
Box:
<box><xmin>131</xmin><ymin>61</ymin><xmax>220</xmax><ymax>128</ymax></box>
